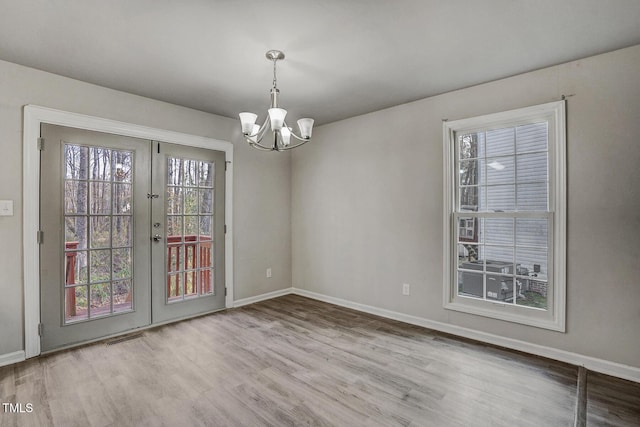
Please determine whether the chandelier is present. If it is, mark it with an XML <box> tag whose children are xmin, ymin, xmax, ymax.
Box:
<box><xmin>239</xmin><ymin>50</ymin><xmax>314</xmax><ymax>151</ymax></box>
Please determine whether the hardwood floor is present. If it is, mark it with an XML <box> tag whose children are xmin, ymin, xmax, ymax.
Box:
<box><xmin>586</xmin><ymin>371</ymin><xmax>640</xmax><ymax>426</ymax></box>
<box><xmin>0</xmin><ymin>295</ymin><xmax>637</xmax><ymax>426</ymax></box>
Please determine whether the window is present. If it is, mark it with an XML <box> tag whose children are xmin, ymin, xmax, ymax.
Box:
<box><xmin>443</xmin><ymin>101</ymin><xmax>566</xmax><ymax>331</ymax></box>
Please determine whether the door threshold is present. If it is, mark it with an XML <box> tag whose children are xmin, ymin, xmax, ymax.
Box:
<box><xmin>40</xmin><ymin>306</ymin><xmax>228</xmax><ymax>356</ymax></box>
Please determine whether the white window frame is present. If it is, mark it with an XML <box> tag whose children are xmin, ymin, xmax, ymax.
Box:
<box><xmin>443</xmin><ymin>101</ymin><xmax>566</xmax><ymax>331</ymax></box>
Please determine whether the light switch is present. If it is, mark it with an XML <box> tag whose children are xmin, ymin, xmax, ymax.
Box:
<box><xmin>0</xmin><ymin>200</ymin><xmax>14</xmax><ymax>216</ymax></box>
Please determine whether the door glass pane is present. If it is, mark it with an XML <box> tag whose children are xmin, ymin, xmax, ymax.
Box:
<box><xmin>183</xmin><ymin>188</ymin><xmax>198</xmax><ymax>214</ymax></box>
<box><xmin>168</xmin><ymin>273</ymin><xmax>183</xmax><ymax>302</ymax></box>
<box><xmin>112</xmin><ymin>150</ymin><xmax>132</xmax><ymax>182</ymax></box>
<box><xmin>167</xmin><ymin>245</ymin><xmax>184</xmax><ymax>273</ymax></box>
<box><xmin>65</xmin><ymin>286</ymin><xmax>88</xmax><ymax>322</ymax></box>
<box><xmin>112</xmin><ymin>248</ymin><xmax>132</xmax><ymax>280</ymax></box>
<box><xmin>167</xmin><ymin>216</ymin><xmax>183</xmax><ymax>240</ymax></box>
<box><xmin>113</xmin><ymin>280</ymin><xmax>133</xmax><ymax>313</ymax></box>
<box><xmin>90</xmin><ymin>283</ymin><xmax>112</xmax><ymax>318</ymax></box>
<box><xmin>89</xmin><ymin>148</ymin><xmax>112</xmax><ymax>181</ymax></box>
<box><xmin>64</xmin><ymin>181</ymin><xmax>87</xmax><ymax>214</ymax></box>
<box><xmin>183</xmin><ymin>159</ymin><xmax>198</xmax><ymax>186</ymax></box>
<box><xmin>199</xmin><ymin>161</ymin><xmax>214</xmax><ymax>187</ymax></box>
<box><xmin>90</xmin><ymin>250</ymin><xmax>111</xmax><ymax>283</ymax></box>
<box><xmin>200</xmin><ymin>269</ymin><xmax>213</xmax><ymax>295</ymax></box>
<box><xmin>90</xmin><ymin>216</ymin><xmax>111</xmax><ymax>249</ymax></box>
<box><xmin>65</xmin><ymin>145</ymin><xmax>89</xmax><ymax>180</ymax></box>
<box><xmin>65</xmin><ymin>216</ymin><xmax>87</xmax><ymax>248</ymax></box>
<box><xmin>63</xmin><ymin>143</ymin><xmax>134</xmax><ymax>323</ymax></box>
<box><xmin>89</xmin><ymin>182</ymin><xmax>111</xmax><ymax>214</ymax></box>
<box><xmin>165</xmin><ymin>155</ymin><xmax>217</xmax><ymax>302</ymax></box>
<box><xmin>200</xmin><ymin>216</ymin><xmax>213</xmax><ymax>240</ymax></box>
<box><xmin>112</xmin><ymin>216</ymin><xmax>132</xmax><ymax>247</ymax></box>
<box><xmin>185</xmin><ymin>271</ymin><xmax>197</xmax><ymax>297</ymax></box>
<box><xmin>113</xmin><ymin>184</ymin><xmax>132</xmax><ymax>214</ymax></box>
<box><xmin>166</xmin><ymin>187</ymin><xmax>183</xmax><ymax>214</ymax></box>
<box><xmin>199</xmin><ymin>190</ymin><xmax>214</xmax><ymax>214</ymax></box>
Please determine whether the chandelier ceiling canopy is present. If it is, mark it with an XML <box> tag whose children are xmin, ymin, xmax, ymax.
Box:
<box><xmin>239</xmin><ymin>50</ymin><xmax>314</xmax><ymax>152</ymax></box>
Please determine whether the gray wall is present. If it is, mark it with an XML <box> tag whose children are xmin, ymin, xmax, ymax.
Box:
<box><xmin>0</xmin><ymin>59</ymin><xmax>291</xmax><ymax>355</ymax></box>
<box><xmin>292</xmin><ymin>45</ymin><xmax>640</xmax><ymax>368</ymax></box>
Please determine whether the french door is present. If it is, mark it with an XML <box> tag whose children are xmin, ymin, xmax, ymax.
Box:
<box><xmin>151</xmin><ymin>141</ymin><xmax>225</xmax><ymax>323</ymax></box>
<box><xmin>40</xmin><ymin>124</ymin><xmax>225</xmax><ymax>352</ymax></box>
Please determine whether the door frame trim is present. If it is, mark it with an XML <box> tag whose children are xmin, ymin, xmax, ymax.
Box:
<box><xmin>23</xmin><ymin>105</ymin><xmax>234</xmax><ymax>358</ymax></box>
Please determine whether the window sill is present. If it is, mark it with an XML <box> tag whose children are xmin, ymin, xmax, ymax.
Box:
<box><xmin>444</xmin><ymin>298</ymin><xmax>565</xmax><ymax>332</ymax></box>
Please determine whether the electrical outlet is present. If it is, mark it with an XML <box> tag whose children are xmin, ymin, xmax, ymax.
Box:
<box><xmin>266</xmin><ymin>268</ymin><xmax>272</xmax><ymax>278</ymax></box>
<box><xmin>402</xmin><ymin>283</ymin><xmax>410</xmax><ymax>295</ymax></box>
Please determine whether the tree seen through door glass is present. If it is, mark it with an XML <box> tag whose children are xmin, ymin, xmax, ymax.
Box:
<box><xmin>63</xmin><ymin>144</ymin><xmax>134</xmax><ymax>322</ymax></box>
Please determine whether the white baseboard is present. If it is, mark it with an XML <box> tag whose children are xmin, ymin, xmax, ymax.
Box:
<box><xmin>0</xmin><ymin>350</ymin><xmax>26</xmax><ymax>368</ymax></box>
<box><xmin>8</xmin><ymin>287</ymin><xmax>636</xmax><ymax>383</ymax></box>
<box><xmin>233</xmin><ymin>288</ymin><xmax>293</xmax><ymax>308</ymax></box>
<box><xmin>291</xmin><ymin>287</ymin><xmax>640</xmax><ymax>383</ymax></box>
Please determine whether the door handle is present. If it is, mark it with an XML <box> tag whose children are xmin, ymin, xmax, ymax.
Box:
<box><xmin>153</xmin><ymin>234</ymin><xmax>163</xmax><ymax>242</ymax></box>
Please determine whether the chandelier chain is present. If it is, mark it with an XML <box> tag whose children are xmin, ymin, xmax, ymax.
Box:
<box><xmin>272</xmin><ymin>59</ymin><xmax>278</xmax><ymax>89</ymax></box>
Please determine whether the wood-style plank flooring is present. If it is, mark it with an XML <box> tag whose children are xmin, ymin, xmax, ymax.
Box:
<box><xmin>0</xmin><ymin>295</ymin><xmax>638</xmax><ymax>426</ymax></box>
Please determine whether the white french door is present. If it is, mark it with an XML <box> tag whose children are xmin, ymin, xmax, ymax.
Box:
<box><xmin>39</xmin><ymin>124</ymin><xmax>226</xmax><ymax>352</ymax></box>
<box><xmin>151</xmin><ymin>141</ymin><xmax>226</xmax><ymax>323</ymax></box>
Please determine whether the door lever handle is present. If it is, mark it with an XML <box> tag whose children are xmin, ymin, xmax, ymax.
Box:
<box><xmin>153</xmin><ymin>234</ymin><xmax>163</xmax><ymax>242</ymax></box>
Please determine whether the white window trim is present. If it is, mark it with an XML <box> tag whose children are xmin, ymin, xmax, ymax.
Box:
<box><xmin>442</xmin><ymin>101</ymin><xmax>566</xmax><ymax>331</ymax></box>
<box><xmin>23</xmin><ymin>105</ymin><xmax>234</xmax><ymax>358</ymax></box>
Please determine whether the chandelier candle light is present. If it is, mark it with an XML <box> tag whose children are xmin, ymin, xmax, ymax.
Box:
<box><xmin>239</xmin><ymin>50</ymin><xmax>314</xmax><ymax>151</ymax></box>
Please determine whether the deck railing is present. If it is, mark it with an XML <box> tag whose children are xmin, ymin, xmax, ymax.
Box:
<box><xmin>166</xmin><ymin>235</ymin><xmax>213</xmax><ymax>297</ymax></box>
<box><xmin>65</xmin><ymin>235</ymin><xmax>212</xmax><ymax>316</ymax></box>
<box><xmin>65</xmin><ymin>242</ymin><xmax>79</xmax><ymax>318</ymax></box>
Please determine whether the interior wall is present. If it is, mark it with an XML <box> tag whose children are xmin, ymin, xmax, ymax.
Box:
<box><xmin>0</xmin><ymin>59</ymin><xmax>291</xmax><ymax>356</ymax></box>
<box><xmin>292</xmin><ymin>45</ymin><xmax>640</xmax><ymax>368</ymax></box>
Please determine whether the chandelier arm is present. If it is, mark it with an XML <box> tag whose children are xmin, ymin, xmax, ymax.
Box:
<box><xmin>288</xmin><ymin>132</ymin><xmax>310</xmax><ymax>142</ymax></box>
<box><xmin>276</xmin><ymin>138</ymin><xmax>312</xmax><ymax>151</ymax></box>
<box><xmin>248</xmin><ymin>141</ymin><xmax>274</xmax><ymax>151</ymax></box>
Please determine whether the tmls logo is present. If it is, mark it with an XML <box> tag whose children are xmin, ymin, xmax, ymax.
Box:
<box><xmin>2</xmin><ymin>403</ymin><xmax>34</xmax><ymax>413</ymax></box>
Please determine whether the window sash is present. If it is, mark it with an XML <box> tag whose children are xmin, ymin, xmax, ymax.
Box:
<box><xmin>453</xmin><ymin>212</ymin><xmax>553</xmax><ymax>309</ymax></box>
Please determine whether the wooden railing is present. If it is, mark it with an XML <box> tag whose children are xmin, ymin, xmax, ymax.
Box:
<box><xmin>65</xmin><ymin>235</ymin><xmax>212</xmax><ymax>317</ymax></box>
<box><xmin>65</xmin><ymin>242</ymin><xmax>79</xmax><ymax>318</ymax></box>
<box><xmin>166</xmin><ymin>235</ymin><xmax>212</xmax><ymax>298</ymax></box>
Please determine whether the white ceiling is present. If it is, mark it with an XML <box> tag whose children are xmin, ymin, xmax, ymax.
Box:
<box><xmin>1</xmin><ymin>0</ymin><xmax>640</xmax><ymax>126</ymax></box>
